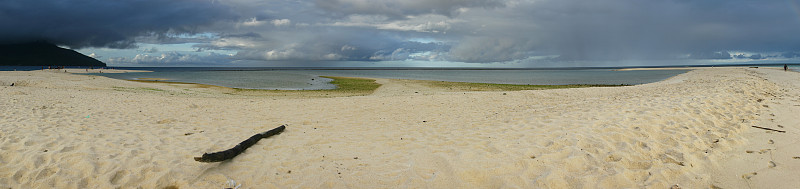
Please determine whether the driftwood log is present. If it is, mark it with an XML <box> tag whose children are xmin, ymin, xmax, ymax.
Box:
<box><xmin>751</xmin><ymin>125</ymin><xmax>786</xmax><ymax>133</ymax></box>
<box><xmin>194</xmin><ymin>125</ymin><xmax>286</xmax><ymax>162</ymax></box>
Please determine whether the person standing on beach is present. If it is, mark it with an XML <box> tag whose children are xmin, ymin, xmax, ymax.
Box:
<box><xmin>785</xmin><ymin>64</ymin><xmax>788</xmax><ymax>71</ymax></box>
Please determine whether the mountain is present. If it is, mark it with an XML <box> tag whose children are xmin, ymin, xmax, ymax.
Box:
<box><xmin>0</xmin><ymin>41</ymin><xmax>106</xmax><ymax>67</ymax></box>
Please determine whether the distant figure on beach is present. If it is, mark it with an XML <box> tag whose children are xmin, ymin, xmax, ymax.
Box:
<box><xmin>785</xmin><ymin>64</ymin><xmax>788</xmax><ymax>71</ymax></box>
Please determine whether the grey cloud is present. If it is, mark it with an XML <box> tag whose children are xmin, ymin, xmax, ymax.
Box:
<box><xmin>213</xmin><ymin>0</ymin><xmax>800</xmax><ymax>64</ymax></box>
<box><xmin>448</xmin><ymin>37</ymin><xmax>532</xmax><ymax>63</ymax></box>
<box><xmin>315</xmin><ymin>0</ymin><xmax>505</xmax><ymax>19</ymax></box>
<box><xmin>0</xmin><ymin>0</ymin><xmax>237</xmax><ymax>49</ymax></box>
<box><xmin>221</xmin><ymin>32</ymin><xmax>263</xmax><ymax>39</ymax></box>
<box><xmin>203</xmin><ymin>21</ymin><xmax>451</xmax><ymax>62</ymax></box>
<box><xmin>142</xmin><ymin>47</ymin><xmax>159</xmax><ymax>53</ymax></box>
<box><xmin>783</xmin><ymin>52</ymin><xmax>800</xmax><ymax>58</ymax></box>
<box><xmin>443</xmin><ymin>0</ymin><xmax>800</xmax><ymax>63</ymax></box>
<box><xmin>231</xmin><ymin>32</ymin><xmax>449</xmax><ymax>62</ymax></box>
<box><xmin>734</xmin><ymin>53</ymin><xmax>769</xmax><ymax>60</ymax></box>
<box><xmin>15</xmin><ymin>0</ymin><xmax>800</xmax><ymax>66</ymax></box>
<box><xmin>109</xmin><ymin>52</ymin><xmax>233</xmax><ymax>65</ymax></box>
<box><xmin>749</xmin><ymin>54</ymin><xmax>764</xmax><ymax>60</ymax></box>
<box><xmin>227</xmin><ymin>0</ymin><xmax>800</xmax><ymax>64</ymax></box>
<box><xmin>133</xmin><ymin>33</ymin><xmax>220</xmax><ymax>45</ymax></box>
<box><xmin>192</xmin><ymin>33</ymin><xmax>264</xmax><ymax>51</ymax></box>
<box><xmin>363</xmin><ymin>42</ymin><xmax>450</xmax><ymax>61</ymax></box>
<box><xmin>689</xmin><ymin>51</ymin><xmax>731</xmax><ymax>59</ymax></box>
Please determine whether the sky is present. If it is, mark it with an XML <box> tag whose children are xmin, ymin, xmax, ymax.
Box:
<box><xmin>3</xmin><ymin>0</ymin><xmax>800</xmax><ymax>67</ymax></box>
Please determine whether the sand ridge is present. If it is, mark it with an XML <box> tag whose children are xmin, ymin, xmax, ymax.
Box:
<box><xmin>0</xmin><ymin>67</ymin><xmax>790</xmax><ymax>188</ymax></box>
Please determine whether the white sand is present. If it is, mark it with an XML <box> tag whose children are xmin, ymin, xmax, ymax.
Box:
<box><xmin>35</xmin><ymin>68</ymin><xmax>152</xmax><ymax>74</ymax></box>
<box><xmin>614</xmin><ymin>67</ymin><xmax>699</xmax><ymax>71</ymax></box>
<box><xmin>0</xmin><ymin>67</ymin><xmax>796</xmax><ymax>188</ymax></box>
<box><xmin>710</xmin><ymin>68</ymin><xmax>800</xmax><ymax>188</ymax></box>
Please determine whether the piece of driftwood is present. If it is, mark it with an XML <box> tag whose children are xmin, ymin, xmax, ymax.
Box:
<box><xmin>751</xmin><ymin>126</ymin><xmax>786</xmax><ymax>133</ymax></box>
<box><xmin>194</xmin><ymin>125</ymin><xmax>286</xmax><ymax>162</ymax></box>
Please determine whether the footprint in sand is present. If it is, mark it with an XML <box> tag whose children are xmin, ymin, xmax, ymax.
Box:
<box><xmin>110</xmin><ymin>170</ymin><xmax>129</xmax><ymax>185</ymax></box>
<box><xmin>13</xmin><ymin>170</ymin><xmax>25</xmax><ymax>183</ymax></box>
<box><xmin>742</xmin><ymin>172</ymin><xmax>757</xmax><ymax>179</ymax></box>
<box><xmin>35</xmin><ymin>167</ymin><xmax>57</xmax><ymax>180</ymax></box>
<box><xmin>60</xmin><ymin>146</ymin><xmax>75</xmax><ymax>152</ymax></box>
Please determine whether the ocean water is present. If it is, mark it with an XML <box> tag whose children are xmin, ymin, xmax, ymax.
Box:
<box><xmin>83</xmin><ymin>68</ymin><xmax>691</xmax><ymax>90</ymax></box>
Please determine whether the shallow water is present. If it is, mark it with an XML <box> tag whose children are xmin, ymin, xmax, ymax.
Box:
<box><xmin>84</xmin><ymin>68</ymin><xmax>690</xmax><ymax>90</ymax></box>
<box><xmin>90</xmin><ymin>70</ymin><xmax>337</xmax><ymax>90</ymax></box>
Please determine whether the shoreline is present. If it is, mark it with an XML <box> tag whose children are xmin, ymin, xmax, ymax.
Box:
<box><xmin>1</xmin><ymin>67</ymin><xmax>798</xmax><ymax>188</ymax></box>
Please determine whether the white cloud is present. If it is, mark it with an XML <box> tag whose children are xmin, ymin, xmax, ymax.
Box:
<box><xmin>234</xmin><ymin>43</ymin><xmax>343</xmax><ymax>61</ymax></box>
<box><xmin>262</xmin><ymin>49</ymin><xmax>296</xmax><ymax>60</ymax></box>
<box><xmin>259</xmin><ymin>49</ymin><xmax>341</xmax><ymax>60</ymax></box>
<box><xmin>271</xmin><ymin>19</ymin><xmax>291</xmax><ymax>26</ymax></box>
<box><xmin>241</xmin><ymin>17</ymin><xmax>267</xmax><ymax>27</ymax></box>
<box><xmin>88</xmin><ymin>53</ymin><xmax>101</xmax><ymax>58</ymax></box>
<box><xmin>341</xmin><ymin>45</ymin><xmax>357</xmax><ymax>51</ymax></box>
<box><xmin>209</xmin><ymin>38</ymin><xmax>258</xmax><ymax>49</ymax></box>
<box><xmin>322</xmin><ymin>53</ymin><xmax>342</xmax><ymax>60</ymax></box>
<box><xmin>328</xmin><ymin>14</ymin><xmax>456</xmax><ymax>33</ymax></box>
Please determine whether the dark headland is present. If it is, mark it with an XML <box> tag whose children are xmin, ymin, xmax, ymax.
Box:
<box><xmin>0</xmin><ymin>41</ymin><xmax>106</xmax><ymax>67</ymax></box>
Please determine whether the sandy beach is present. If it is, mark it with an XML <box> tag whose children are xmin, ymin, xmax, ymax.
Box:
<box><xmin>1</xmin><ymin>67</ymin><xmax>798</xmax><ymax>188</ymax></box>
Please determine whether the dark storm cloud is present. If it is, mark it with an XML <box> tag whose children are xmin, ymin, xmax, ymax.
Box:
<box><xmin>0</xmin><ymin>0</ymin><xmax>237</xmax><ymax>48</ymax></box>
<box><xmin>444</xmin><ymin>0</ymin><xmax>800</xmax><ymax>63</ymax></box>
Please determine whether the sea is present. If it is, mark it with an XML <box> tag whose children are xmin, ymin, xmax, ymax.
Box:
<box><xmin>3</xmin><ymin>65</ymin><xmax>798</xmax><ymax>90</ymax></box>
